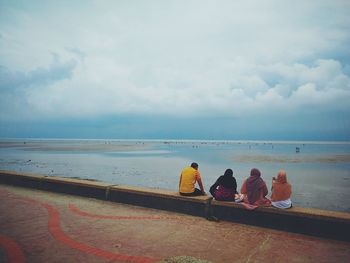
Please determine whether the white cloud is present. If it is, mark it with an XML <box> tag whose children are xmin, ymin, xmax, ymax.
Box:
<box><xmin>0</xmin><ymin>0</ymin><xmax>350</xmax><ymax>122</ymax></box>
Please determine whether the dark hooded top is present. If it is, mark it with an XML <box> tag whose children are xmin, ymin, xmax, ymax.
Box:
<box><xmin>210</xmin><ymin>169</ymin><xmax>238</xmax><ymax>198</ymax></box>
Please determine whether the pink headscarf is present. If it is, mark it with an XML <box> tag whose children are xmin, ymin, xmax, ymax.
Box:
<box><xmin>246</xmin><ymin>168</ymin><xmax>265</xmax><ymax>204</ymax></box>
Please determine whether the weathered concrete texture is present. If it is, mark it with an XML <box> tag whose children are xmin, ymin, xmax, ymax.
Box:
<box><xmin>0</xmin><ymin>184</ymin><xmax>349</xmax><ymax>263</ymax></box>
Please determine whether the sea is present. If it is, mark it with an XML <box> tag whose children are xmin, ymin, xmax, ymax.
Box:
<box><xmin>1</xmin><ymin>138</ymin><xmax>349</xmax><ymax>212</ymax></box>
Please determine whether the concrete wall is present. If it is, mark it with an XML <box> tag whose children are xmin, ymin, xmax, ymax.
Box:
<box><xmin>210</xmin><ymin>200</ymin><xmax>350</xmax><ymax>241</ymax></box>
<box><xmin>1</xmin><ymin>170</ymin><xmax>349</xmax><ymax>242</ymax></box>
<box><xmin>109</xmin><ymin>185</ymin><xmax>211</xmax><ymax>217</ymax></box>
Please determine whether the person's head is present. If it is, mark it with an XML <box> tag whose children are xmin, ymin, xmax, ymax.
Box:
<box><xmin>191</xmin><ymin>162</ymin><xmax>199</xmax><ymax>170</ymax></box>
<box><xmin>277</xmin><ymin>170</ymin><xmax>287</xmax><ymax>183</ymax></box>
<box><xmin>250</xmin><ymin>168</ymin><xmax>261</xmax><ymax>178</ymax></box>
<box><xmin>224</xmin><ymin>169</ymin><xmax>233</xmax><ymax>177</ymax></box>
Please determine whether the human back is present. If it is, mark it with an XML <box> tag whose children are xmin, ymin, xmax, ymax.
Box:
<box><xmin>241</xmin><ymin>168</ymin><xmax>271</xmax><ymax>209</ymax></box>
<box><xmin>271</xmin><ymin>170</ymin><xmax>292</xmax><ymax>209</ymax></box>
<box><xmin>179</xmin><ymin>162</ymin><xmax>205</xmax><ymax>196</ymax></box>
<box><xmin>180</xmin><ymin>166</ymin><xmax>200</xmax><ymax>193</ymax></box>
<box><xmin>210</xmin><ymin>169</ymin><xmax>238</xmax><ymax>201</ymax></box>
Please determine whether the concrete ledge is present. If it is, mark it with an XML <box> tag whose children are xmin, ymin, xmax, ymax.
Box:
<box><xmin>1</xmin><ymin>170</ymin><xmax>349</xmax><ymax>241</ymax></box>
<box><xmin>39</xmin><ymin>176</ymin><xmax>111</xmax><ymax>200</ymax></box>
<box><xmin>0</xmin><ymin>170</ymin><xmax>212</xmax><ymax>217</ymax></box>
<box><xmin>0</xmin><ymin>170</ymin><xmax>111</xmax><ymax>200</ymax></box>
<box><xmin>109</xmin><ymin>185</ymin><xmax>212</xmax><ymax>217</ymax></box>
<box><xmin>211</xmin><ymin>200</ymin><xmax>350</xmax><ymax>241</ymax></box>
<box><xmin>0</xmin><ymin>170</ymin><xmax>45</xmax><ymax>188</ymax></box>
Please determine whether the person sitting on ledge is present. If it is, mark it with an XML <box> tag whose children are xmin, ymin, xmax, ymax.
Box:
<box><xmin>241</xmin><ymin>168</ymin><xmax>271</xmax><ymax>210</ymax></box>
<box><xmin>210</xmin><ymin>169</ymin><xmax>242</xmax><ymax>202</ymax></box>
<box><xmin>271</xmin><ymin>170</ymin><xmax>292</xmax><ymax>209</ymax></box>
<box><xmin>179</xmin><ymin>162</ymin><xmax>205</xmax><ymax>196</ymax></box>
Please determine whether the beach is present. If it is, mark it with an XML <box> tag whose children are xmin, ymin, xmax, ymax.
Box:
<box><xmin>1</xmin><ymin>139</ymin><xmax>349</xmax><ymax>212</ymax></box>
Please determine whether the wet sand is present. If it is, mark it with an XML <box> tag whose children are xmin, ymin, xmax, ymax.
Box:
<box><xmin>0</xmin><ymin>140</ymin><xmax>153</xmax><ymax>152</ymax></box>
<box><xmin>232</xmin><ymin>154</ymin><xmax>350</xmax><ymax>163</ymax></box>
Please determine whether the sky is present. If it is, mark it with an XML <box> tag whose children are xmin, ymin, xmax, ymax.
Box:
<box><xmin>0</xmin><ymin>0</ymin><xmax>350</xmax><ymax>141</ymax></box>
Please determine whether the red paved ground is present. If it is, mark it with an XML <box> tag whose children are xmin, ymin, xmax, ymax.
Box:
<box><xmin>0</xmin><ymin>184</ymin><xmax>349</xmax><ymax>263</ymax></box>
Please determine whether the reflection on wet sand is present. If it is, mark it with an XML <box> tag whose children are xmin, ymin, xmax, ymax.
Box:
<box><xmin>233</xmin><ymin>154</ymin><xmax>350</xmax><ymax>163</ymax></box>
<box><xmin>0</xmin><ymin>140</ymin><xmax>152</xmax><ymax>152</ymax></box>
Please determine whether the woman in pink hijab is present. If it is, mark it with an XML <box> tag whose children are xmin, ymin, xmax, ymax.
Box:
<box><xmin>240</xmin><ymin>168</ymin><xmax>271</xmax><ymax>210</ymax></box>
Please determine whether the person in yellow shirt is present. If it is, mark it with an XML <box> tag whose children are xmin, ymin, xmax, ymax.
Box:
<box><xmin>179</xmin><ymin>162</ymin><xmax>205</xmax><ymax>196</ymax></box>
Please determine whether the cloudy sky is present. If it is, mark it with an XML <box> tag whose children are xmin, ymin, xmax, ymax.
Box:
<box><xmin>1</xmin><ymin>0</ymin><xmax>349</xmax><ymax>140</ymax></box>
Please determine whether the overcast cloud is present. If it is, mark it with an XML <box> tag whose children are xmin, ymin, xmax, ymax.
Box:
<box><xmin>0</xmin><ymin>0</ymin><xmax>349</xmax><ymax>140</ymax></box>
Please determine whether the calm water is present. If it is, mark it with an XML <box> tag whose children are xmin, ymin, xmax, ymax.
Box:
<box><xmin>1</xmin><ymin>139</ymin><xmax>349</xmax><ymax>212</ymax></box>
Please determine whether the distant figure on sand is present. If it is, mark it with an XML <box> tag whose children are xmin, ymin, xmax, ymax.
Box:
<box><xmin>210</xmin><ymin>169</ymin><xmax>242</xmax><ymax>202</ymax></box>
<box><xmin>241</xmin><ymin>168</ymin><xmax>271</xmax><ymax>210</ymax></box>
<box><xmin>271</xmin><ymin>170</ymin><xmax>292</xmax><ymax>209</ymax></box>
<box><xmin>179</xmin><ymin>162</ymin><xmax>205</xmax><ymax>196</ymax></box>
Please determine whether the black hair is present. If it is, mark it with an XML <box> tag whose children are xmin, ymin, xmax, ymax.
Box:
<box><xmin>191</xmin><ymin>162</ymin><xmax>199</xmax><ymax>169</ymax></box>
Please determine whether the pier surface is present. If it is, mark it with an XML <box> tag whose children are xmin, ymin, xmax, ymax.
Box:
<box><xmin>0</xmin><ymin>183</ymin><xmax>349</xmax><ymax>263</ymax></box>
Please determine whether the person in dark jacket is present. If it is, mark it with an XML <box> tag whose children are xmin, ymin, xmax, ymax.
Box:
<box><xmin>210</xmin><ymin>169</ymin><xmax>238</xmax><ymax>201</ymax></box>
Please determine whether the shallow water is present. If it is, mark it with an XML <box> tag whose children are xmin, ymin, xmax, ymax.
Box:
<box><xmin>1</xmin><ymin>139</ymin><xmax>349</xmax><ymax>212</ymax></box>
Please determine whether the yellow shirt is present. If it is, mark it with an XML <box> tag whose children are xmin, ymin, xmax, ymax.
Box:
<box><xmin>179</xmin><ymin>167</ymin><xmax>201</xmax><ymax>193</ymax></box>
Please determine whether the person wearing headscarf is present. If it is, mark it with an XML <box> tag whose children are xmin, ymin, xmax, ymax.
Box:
<box><xmin>271</xmin><ymin>170</ymin><xmax>292</xmax><ymax>209</ymax></box>
<box><xmin>210</xmin><ymin>169</ymin><xmax>241</xmax><ymax>201</ymax></box>
<box><xmin>240</xmin><ymin>168</ymin><xmax>271</xmax><ymax>210</ymax></box>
